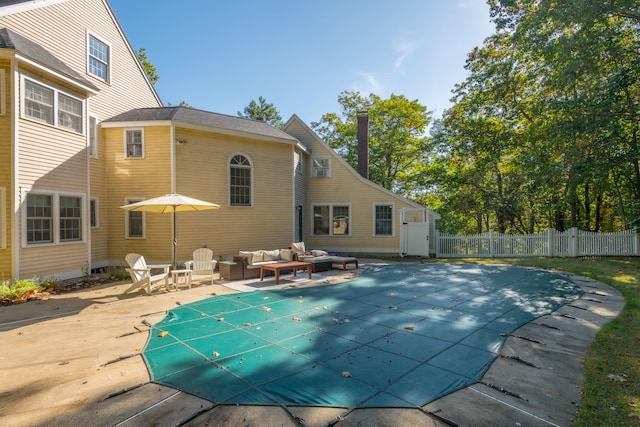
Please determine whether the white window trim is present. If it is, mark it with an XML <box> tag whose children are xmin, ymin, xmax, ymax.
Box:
<box><xmin>228</xmin><ymin>152</ymin><xmax>254</xmax><ymax>207</ymax></box>
<box><xmin>311</xmin><ymin>203</ymin><xmax>352</xmax><ymax>237</ymax></box>
<box><xmin>125</xmin><ymin>197</ymin><xmax>145</xmax><ymax>239</ymax></box>
<box><xmin>87</xmin><ymin>31</ymin><xmax>111</xmax><ymax>83</ymax></box>
<box><xmin>124</xmin><ymin>128</ymin><xmax>145</xmax><ymax>159</ymax></box>
<box><xmin>21</xmin><ymin>76</ymin><xmax>85</xmax><ymax>134</ymax></box>
<box><xmin>373</xmin><ymin>203</ymin><xmax>395</xmax><ymax>237</ymax></box>
<box><xmin>0</xmin><ymin>186</ymin><xmax>6</xmax><ymax>249</ymax></box>
<box><xmin>22</xmin><ymin>189</ymin><xmax>86</xmax><ymax>247</ymax></box>
<box><xmin>88</xmin><ymin>115</ymin><xmax>98</xmax><ymax>158</ymax></box>
<box><xmin>0</xmin><ymin>69</ymin><xmax>6</xmax><ymax>116</ymax></box>
<box><xmin>90</xmin><ymin>198</ymin><xmax>98</xmax><ymax>228</ymax></box>
<box><xmin>311</xmin><ymin>156</ymin><xmax>331</xmax><ymax>178</ymax></box>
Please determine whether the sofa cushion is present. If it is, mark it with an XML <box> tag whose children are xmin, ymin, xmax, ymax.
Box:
<box><xmin>263</xmin><ymin>249</ymin><xmax>280</xmax><ymax>262</ymax></box>
<box><xmin>310</xmin><ymin>249</ymin><xmax>328</xmax><ymax>256</ymax></box>
<box><xmin>291</xmin><ymin>242</ymin><xmax>306</xmax><ymax>255</ymax></box>
<box><xmin>279</xmin><ymin>249</ymin><xmax>293</xmax><ymax>261</ymax></box>
<box><xmin>239</xmin><ymin>250</ymin><xmax>266</xmax><ymax>265</ymax></box>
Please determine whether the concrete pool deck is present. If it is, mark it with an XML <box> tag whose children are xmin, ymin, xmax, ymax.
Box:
<box><xmin>0</xmin><ymin>260</ymin><xmax>624</xmax><ymax>427</ymax></box>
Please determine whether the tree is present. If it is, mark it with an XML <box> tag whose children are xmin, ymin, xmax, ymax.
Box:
<box><xmin>311</xmin><ymin>91</ymin><xmax>432</xmax><ymax>195</ymax></box>
<box><xmin>430</xmin><ymin>0</ymin><xmax>640</xmax><ymax>233</ymax></box>
<box><xmin>137</xmin><ymin>47</ymin><xmax>159</xmax><ymax>85</ymax></box>
<box><xmin>238</xmin><ymin>96</ymin><xmax>283</xmax><ymax>128</ymax></box>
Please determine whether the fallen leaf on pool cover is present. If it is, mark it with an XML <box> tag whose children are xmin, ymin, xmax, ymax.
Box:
<box><xmin>158</xmin><ymin>331</ymin><xmax>169</xmax><ymax>337</ymax></box>
<box><xmin>261</xmin><ymin>306</ymin><xmax>271</xmax><ymax>312</ymax></box>
<box><xmin>404</xmin><ymin>325</ymin><xmax>415</xmax><ymax>331</ymax></box>
<box><xmin>342</xmin><ymin>371</ymin><xmax>351</xmax><ymax>378</ymax></box>
<box><xmin>212</xmin><ymin>351</ymin><xmax>220</xmax><ymax>357</ymax></box>
<box><xmin>292</xmin><ymin>317</ymin><xmax>301</xmax><ymax>322</ymax></box>
<box><xmin>217</xmin><ymin>317</ymin><xmax>224</xmax><ymax>321</ymax></box>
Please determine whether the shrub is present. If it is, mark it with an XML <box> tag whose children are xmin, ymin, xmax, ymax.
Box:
<box><xmin>0</xmin><ymin>279</ymin><xmax>45</xmax><ymax>302</ymax></box>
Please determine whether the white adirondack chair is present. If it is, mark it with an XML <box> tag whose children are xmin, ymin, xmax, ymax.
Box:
<box><xmin>124</xmin><ymin>253</ymin><xmax>170</xmax><ymax>294</ymax></box>
<box><xmin>184</xmin><ymin>248</ymin><xmax>218</xmax><ymax>285</ymax></box>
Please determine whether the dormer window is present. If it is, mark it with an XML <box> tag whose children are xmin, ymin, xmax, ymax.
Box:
<box><xmin>312</xmin><ymin>157</ymin><xmax>330</xmax><ymax>178</ymax></box>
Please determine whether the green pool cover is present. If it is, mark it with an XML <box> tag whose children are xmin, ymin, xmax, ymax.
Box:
<box><xmin>143</xmin><ymin>263</ymin><xmax>583</xmax><ymax>408</ymax></box>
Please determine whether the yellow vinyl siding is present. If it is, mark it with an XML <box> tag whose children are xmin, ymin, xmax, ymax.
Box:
<box><xmin>104</xmin><ymin>126</ymin><xmax>172</xmax><ymax>263</ymax></box>
<box><xmin>173</xmin><ymin>128</ymin><xmax>293</xmax><ymax>262</ymax></box>
<box><xmin>286</xmin><ymin>118</ymin><xmax>417</xmax><ymax>253</ymax></box>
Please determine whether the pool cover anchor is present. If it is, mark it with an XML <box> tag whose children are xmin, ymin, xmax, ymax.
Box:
<box><xmin>500</xmin><ymin>332</ymin><xmax>544</xmax><ymax>345</ymax></box>
<box><xmin>100</xmin><ymin>382</ymin><xmax>149</xmax><ymax>401</ymax></box>
<box><xmin>500</xmin><ymin>354</ymin><xmax>540</xmax><ymax>369</ymax></box>
<box><xmin>481</xmin><ymin>381</ymin><xmax>528</xmax><ymax>401</ymax></box>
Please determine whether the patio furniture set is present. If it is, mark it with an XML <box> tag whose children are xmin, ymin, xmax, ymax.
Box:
<box><xmin>124</xmin><ymin>242</ymin><xmax>358</xmax><ymax>294</ymax></box>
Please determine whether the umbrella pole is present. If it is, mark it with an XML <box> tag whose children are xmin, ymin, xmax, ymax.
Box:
<box><xmin>172</xmin><ymin>207</ymin><xmax>177</xmax><ymax>269</ymax></box>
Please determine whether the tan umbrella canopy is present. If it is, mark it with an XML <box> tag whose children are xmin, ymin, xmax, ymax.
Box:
<box><xmin>121</xmin><ymin>193</ymin><xmax>220</xmax><ymax>268</ymax></box>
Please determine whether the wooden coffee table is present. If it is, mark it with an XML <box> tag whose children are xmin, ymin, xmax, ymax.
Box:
<box><xmin>259</xmin><ymin>261</ymin><xmax>312</xmax><ymax>285</ymax></box>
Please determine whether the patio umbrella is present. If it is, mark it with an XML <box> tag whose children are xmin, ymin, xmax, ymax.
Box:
<box><xmin>120</xmin><ymin>193</ymin><xmax>220</xmax><ymax>269</ymax></box>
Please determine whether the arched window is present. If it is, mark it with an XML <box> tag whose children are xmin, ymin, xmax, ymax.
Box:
<box><xmin>229</xmin><ymin>154</ymin><xmax>252</xmax><ymax>206</ymax></box>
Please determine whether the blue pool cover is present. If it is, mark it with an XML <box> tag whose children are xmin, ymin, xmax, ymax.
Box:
<box><xmin>143</xmin><ymin>263</ymin><xmax>583</xmax><ymax>408</ymax></box>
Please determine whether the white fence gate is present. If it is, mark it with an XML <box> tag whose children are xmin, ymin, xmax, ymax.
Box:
<box><xmin>436</xmin><ymin>228</ymin><xmax>639</xmax><ymax>258</ymax></box>
<box><xmin>400</xmin><ymin>208</ymin><xmax>430</xmax><ymax>257</ymax></box>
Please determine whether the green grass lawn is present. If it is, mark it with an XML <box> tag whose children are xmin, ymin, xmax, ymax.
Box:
<box><xmin>419</xmin><ymin>256</ymin><xmax>640</xmax><ymax>425</ymax></box>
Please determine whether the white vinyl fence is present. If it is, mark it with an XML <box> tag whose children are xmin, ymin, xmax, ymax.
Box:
<box><xmin>435</xmin><ymin>227</ymin><xmax>639</xmax><ymax>258</ymax></box>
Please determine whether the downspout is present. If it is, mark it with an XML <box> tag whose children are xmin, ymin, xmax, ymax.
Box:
<box><xmin>86</xmin><ymin>104</ymin><xmax>91</xmax><ymax>273</ymax></box>
<box><xmin>170</xmin><ymin>125</ymin><xmax>176</xmax><ymax>193</ymax></box>
<box><xmin>11</xmin><ymin>58</ymin><xmax>19</xmax><ymax>278</ymax></box>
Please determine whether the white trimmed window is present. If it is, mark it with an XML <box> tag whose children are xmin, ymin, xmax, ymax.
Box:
<box><xmin>125</xmin><ymin>198</ymin><xmax>144</xmax><ymax>238</ymax></box>
<box><xmin>22</xmin><ymin>78</ymin><xmax>84</xmax><ymax>133</ymax></box>
<box><xmin>59</xmin><ymin>196</ymin><xmax>82</xmax><ymax>241</ymax></box>
<box><xmin>58</xmin><ymin>93</ymin><xmax>83</xmax><ymax>132</ymax></box>
<box><xmin>24</xmin><ymin>79</ymin><xmax>54</xmax><ymax>125</ymax></box>
<box><xmin>312</xmin><ymin>157</ymin><xmax>330</xmax><ymax>178</ymax></box>
<box><xmin>374</xmin><ymin>204</ymin><xmax>394</xmax><ymax>236</ymax></box>
<box><xmin>125</xmin><ymin>129</ymin><xmax>144</xmax><ymax>158</ymax></box>
<box><xmin>229</xmin><ymin>154</ymin><xmax>252</xmax><ymax>206</ymax></box>
<box><xmin>26</xmin><ymin>194</ymin><xmax>53</xmax><ymax>244</ymax></box>
<box><xmin>313</xmin><ymin>204</ymin><xmax>350</xmax><ymax>236</ymax></box>
<box><xmin>88</xmin><ymin>33</ymin><xmax>110</xmax><ymax>82</ymax></box>
<box><xmin>88</xmin><ymin>116</ymin><xmax>98</xmax><ymax>158</ymax></box>
<box><xmin>25</xmin><ymin>192</ymin><xmax>84</xmax><ymax>246</ymax></box>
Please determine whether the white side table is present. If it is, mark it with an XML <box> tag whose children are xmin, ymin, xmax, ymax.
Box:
<box><xmin>170</xmin><ymin>269</ymin><xmax>192</xmax><ymax>290</ymax></box>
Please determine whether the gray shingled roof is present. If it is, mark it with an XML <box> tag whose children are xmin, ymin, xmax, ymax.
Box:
<box><xmin>105</xmin><ymin>107</ymin><xmax>298</xmax><ymax>142</ymax></box>
<box><xmin>0</xmin><ymin>27</ymin><xmax>98</xmax><ymax>91</ymax></box>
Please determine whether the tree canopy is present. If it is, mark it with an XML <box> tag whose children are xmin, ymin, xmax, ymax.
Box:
<box><xmin>428</xmin><ymin>0</ymin><xmax>640</xmax><ymax>233</ymax></box>
<box><xmin>137</xmin><ymin>47</ymin><xmax>158</xmax><ymax>85</ymax></box>
<box><xmin>238</xmin><ymin>96</ymin><xmax>284</xmax><ymax>128</ymax></box>
<box><xmin>311</xmin><ymin>91</ymin><xmax>433</xmax><ymax>196</ymax></box>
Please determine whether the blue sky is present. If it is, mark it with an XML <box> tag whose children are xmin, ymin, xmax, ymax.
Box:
<box><xmin>109</xmin><ymin>1</ymin><xmax>495</xmax><ymax>125</ymax></box>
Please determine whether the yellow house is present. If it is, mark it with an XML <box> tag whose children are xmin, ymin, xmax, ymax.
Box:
<box><xmin>0</xmin><ymin>0</ymin><xmax>438</xmax><ymax>281</ymax></box>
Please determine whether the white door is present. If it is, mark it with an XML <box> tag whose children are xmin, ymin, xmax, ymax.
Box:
<box><xmin>400</xmin><ymin>208</ymin><xmax>430</xmax><ymax>256</ymax></box>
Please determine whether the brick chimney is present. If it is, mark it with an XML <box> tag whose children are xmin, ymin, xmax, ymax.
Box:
<box><xmin>357</xmin><ymin>111</ymin><xmax>369</xmax><ymax>179</ymax></box>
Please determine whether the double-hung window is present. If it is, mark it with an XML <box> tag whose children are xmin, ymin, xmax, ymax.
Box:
<box><xmin>229</xmin><ymin>154</ymin><xmax>252</xmax><ymax>206</ymax></box>
<box><xmin>125</xmin><ymin>198</ymin><xmax>144</xmax><ymax>238</ymax></box>
<box><xmin>125</xmin><ymin>129</ymin><xmax>143</xmax><ymax>158</ymax></box>
<box><xmin>313</xmin><ymin>204</ymin><xmax>350</xmax><ymax>236</ymax></box>
<box><xmin>26</xmin><ymin>194</ymin><xmax>53</xmax><ymax>244</ymax></box>
<box><xmin>24</xmin><ymin>80</ymin><xmax>54</xmax><ymax>125</ymax></box>
<box><xmin>374</xmin><ymin>204</ymin><xmax>394</xmax><ymax>236</ymax></box>
<box><xmin>58</xmin><ymin>93</ymin><xmax>83</xmax><ymax>132</ymax></box>
<box><xmin>88</xmin><ymin>34</ymin><xmax>110</xmax><ymax>82</ymax></box>
<box><xmin>59</xmin><ymin>196</ymin><xmax>82</xmax><ymax>241</ymax></box>
<box><xmin>23</xmin><ymin>78</ymin><xmax>84</xmax><ymax>133</ymax></box>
